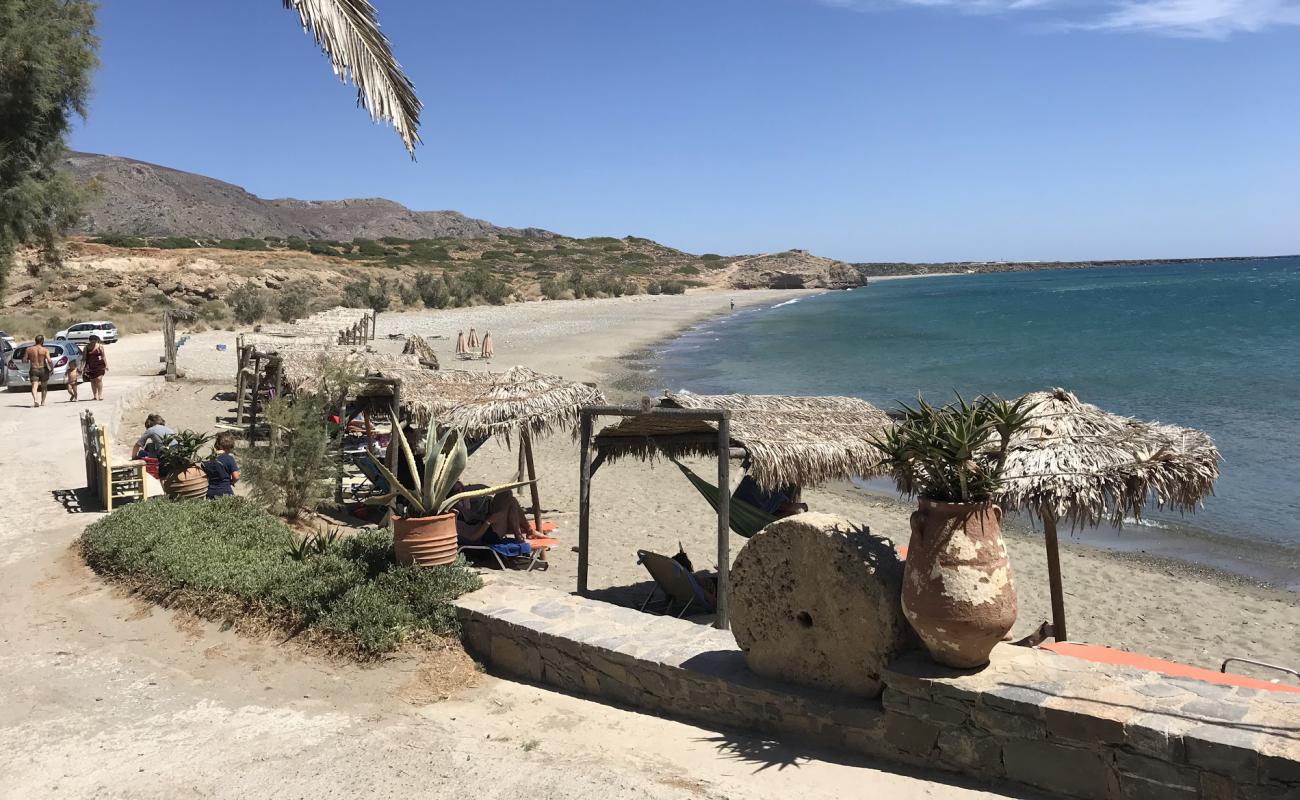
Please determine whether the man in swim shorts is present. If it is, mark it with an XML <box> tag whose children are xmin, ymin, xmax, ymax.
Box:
<box><xmin>22</xmin><ymin>335</ymin><xmax>53</xmax><ymax>407</ymax></box>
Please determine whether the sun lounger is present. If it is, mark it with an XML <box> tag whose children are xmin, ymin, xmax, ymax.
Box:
<box><xmin>348</xmin><ymin>452</ymin><xmax>391</xmax><ymax>503</ymax></box>
<box><xmin>460</xmin><ymin>536</ymin><xmax>552</xmax><ymax>571</ymax></box>
<box><xmin>636</xmin><ymin>549</ymin><xmax>716</xmax><ymax>618</ymax></box>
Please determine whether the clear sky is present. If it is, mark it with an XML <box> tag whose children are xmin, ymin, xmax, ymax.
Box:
<box><xmin>69</xmin><ymin>0</ymin><xmax>1300</xmax><ymax>262</ymax></box>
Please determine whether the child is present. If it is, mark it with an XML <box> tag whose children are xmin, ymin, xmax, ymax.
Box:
<box><xmin>203</xmin><ymin>432</ymin><xmax>240</xmax><ymax>499</ymax></box>
<box><xmin>65</xmin><ymin>353</ymin><xmax>80</xmax><ymax>402</ymax></box>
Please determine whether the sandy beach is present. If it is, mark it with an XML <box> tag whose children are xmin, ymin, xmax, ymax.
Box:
<box><xmin>133</xmin><ymin>291</ymin><xmax>1300</xmax><ymax>675</ymax></box>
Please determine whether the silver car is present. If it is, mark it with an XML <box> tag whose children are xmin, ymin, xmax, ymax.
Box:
<box><xmin>4</xmin><ymin>341</ymin><xmax>83</xmax><ymax>390</ymax></box>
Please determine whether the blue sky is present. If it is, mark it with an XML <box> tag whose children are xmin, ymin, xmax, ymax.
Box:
<box><xmin>70</xmin><ymin>0</ymin><xmax>1300</xmax><ymax>262</ymax></box>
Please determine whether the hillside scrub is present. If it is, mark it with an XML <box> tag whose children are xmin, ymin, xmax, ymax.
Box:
<box><xmin>79</xmin><ymin>497</ymin><xmax>482</xmax><ymax>658</ymax></box>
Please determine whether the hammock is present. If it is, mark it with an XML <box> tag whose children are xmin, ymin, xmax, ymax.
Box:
<box><xmin>669</xmin><ymin>458</ymin><xmax>780</xmax><ymax>539</ymax></box>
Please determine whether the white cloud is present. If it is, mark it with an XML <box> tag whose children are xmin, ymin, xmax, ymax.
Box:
<box><xmin>816</xmin><ymin>0</ymin><xmax>1300</xmax><ymax>36</ymax></box>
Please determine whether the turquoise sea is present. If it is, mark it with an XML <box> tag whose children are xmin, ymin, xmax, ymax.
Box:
<box><xmin>653</xmin><ymin>258</ymin><xmax>1300</xmax><ymax>589</ymax></box>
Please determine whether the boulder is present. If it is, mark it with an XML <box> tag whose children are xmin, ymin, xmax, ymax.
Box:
<box><xmin>729</xmin><ymin>512</ymin><xmax>912</xmax><ymax>698</ymax></box>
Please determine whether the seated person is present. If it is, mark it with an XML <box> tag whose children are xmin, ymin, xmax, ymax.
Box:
<box><xmin>452</xmin><ymin>481</ymin><xmax>530</xmax><ymax>545</ymax></box>
<box><xmin>131</xmin><ymin>414</ymin><xmax>175</xmax><ymax>460</ymax></box>
<box><xmin>733</xmin><ymin>475</ymin><xmax>807</xmax><ymax>518</ymax></box>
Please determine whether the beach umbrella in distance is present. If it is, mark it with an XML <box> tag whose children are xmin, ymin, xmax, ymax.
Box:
<box><xmin>468</xmin><ymin>328</ymin><xmax>479</xmax><ymax>349</ymax></box>
<box><xmin>997</xmin><ymin>388</ymin><xmax>1221</xmax><ymax>642</ymax></box>
<box><xmin>481</xmin><ymin>332</ymin><xmax>494</xmax><ymax>361</ymax></box>
<box><xmin>455</xmin><ymin>331</ymin><xmax>467</xmax><ymax>355</ymax></box>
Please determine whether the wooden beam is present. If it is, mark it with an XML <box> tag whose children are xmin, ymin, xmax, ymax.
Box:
<box><xmin>1044</xmin><ymin>512</ymin><xmax>1068</xmax><ymax>642</ymax></box>
<box><xmin>715</xmin><ymin>413</ymin><xmax>731</xmax><ymax>630</ymax></box>
<box><xmin>522</xmin><ymin>428</ymin><xmax>543</xmax><ymax>535</ymax></box>
<box><xmin>577</xmin><ymin>411</ymin><xmax>594</xmax><ymax>596</ymax></box>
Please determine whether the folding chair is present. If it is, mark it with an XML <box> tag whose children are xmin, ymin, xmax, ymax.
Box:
<box><xmin>636</xmin><ymin>550</ymin><xmax>716</xmax><ymax>617</ymax></box>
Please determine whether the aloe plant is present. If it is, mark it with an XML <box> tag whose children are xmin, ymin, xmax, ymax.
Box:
<box><xmin>365</xmin><ymin>423</ymin><xmax>533</xmax><ymax>519</ymax></box>
<box><xmin>871</xmin><ymin>393</ymin><xmax>1038</xmax><ymax>503</ymax></box>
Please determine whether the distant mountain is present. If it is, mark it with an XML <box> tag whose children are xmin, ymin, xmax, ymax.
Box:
<box><xmin>62</xmin><ymin>152</ymin><xmax>552</xmax><ymax>241</ymax></box>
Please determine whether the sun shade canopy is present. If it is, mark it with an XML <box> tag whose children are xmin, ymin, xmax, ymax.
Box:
<box><xmin>592</xmin><ymin>392</ymin><xmax>894</xmax><ymax>489</ymax></box>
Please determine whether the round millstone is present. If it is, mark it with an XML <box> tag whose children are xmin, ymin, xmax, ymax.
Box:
<box><xmin>728</xmin><ymin>512</ymin><xmax>913</xmax><ymax>698</ymax></box>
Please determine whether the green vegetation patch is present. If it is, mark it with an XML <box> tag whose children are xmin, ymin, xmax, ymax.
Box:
<box><xmin>79</xmin><ymin>497</ymin><xmax>481</xmax><ymax>658</ymax></box>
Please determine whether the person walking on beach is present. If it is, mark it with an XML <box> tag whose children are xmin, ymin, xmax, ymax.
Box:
<box><xmin>730</xmin><ymin>298</ymin><xmax>735</xmax><ymax>311</ymax></box>
<box><xmin>64</xmin><ymin>350</ymin><xmax>80</xmax><ymax>402</ymax></box>
<box><xmin>22</xmin><ymin>335</ymin><xmax>52</xmax><ymax>407</ymax></box>
<box><xmin>203</xmin><ymin>432</ymin><xmax>240</xmax><ymax>499</ymax></box>
<box><xmin>82</xmin><ymin>335</ymin><xmax>108</xmax><ymax>401</ymax></box>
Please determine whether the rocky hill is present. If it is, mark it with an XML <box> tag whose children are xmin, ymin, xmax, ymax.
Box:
<box><xmin>62</xmin><ymin>152</ymin><xmax>551</xmax><ymax>241</ymax></box>
<box><xmin>727</xmin><ymin>250</ymin><xmax>870</xmax><ymax>290</ymax></box>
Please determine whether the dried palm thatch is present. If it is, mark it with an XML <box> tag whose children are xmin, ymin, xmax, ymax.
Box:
<box><xmin>281</xmin><ymin>0</ymin><xmax>422</xmax><ymax>156</ymax></box>
<box><xmin>258</xmin><ymin>306</ymin><xmax>370</xmax><ymax>338</ymax></box>
<box><xmin>402</xmin><ymin>335</ymin><xmax>439</xmax><ymax>369</ymax></box>
<box><xmin>372</xmin><ymin>366</ymin><xmax>605</xmax><ymax>442</ymax></box>
<box><xmin>998</xmin><ymin>388</ymin><xmax>1221</xmax><ymax>526</ymax></box>
<box><xmin>594</xmin><ymin>392</ymin><xmax>895</xmax><ymax>489</ymax></box>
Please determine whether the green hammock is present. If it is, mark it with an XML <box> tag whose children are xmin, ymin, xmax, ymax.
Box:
<box><xmin>669</xmin><ymin>458</ymin><xmax>780</xmax><ymax>538</ymax></box>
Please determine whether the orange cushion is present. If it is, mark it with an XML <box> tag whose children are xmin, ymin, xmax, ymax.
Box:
<box><xmin>527</xmin><ymin>520</ymin><xmax>558</xmax><ymax>533</ymax></box>
<box><xmin>1041</xmin><ymin>642</ymin><xmax>1300</xmax><ymax>694</ymax></box>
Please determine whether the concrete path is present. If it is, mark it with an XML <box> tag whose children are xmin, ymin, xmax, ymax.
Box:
<box><xmin>0</xmin><ymin>333</ymin><xmax>1038</xmax><ymax>800</ymax></box>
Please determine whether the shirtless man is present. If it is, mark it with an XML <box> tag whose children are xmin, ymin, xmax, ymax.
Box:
<box><xmin>22</xmin><ymin>335</ymin><xmax>53</xmax><ymax>408</ymax></box>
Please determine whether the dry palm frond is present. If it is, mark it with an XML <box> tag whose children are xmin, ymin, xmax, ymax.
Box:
<box><xmin>997</xmin><ymin>388</ymin><xmax>1221</xmax><ymax>526</ymax></box>
<box><xmin>282</xmin><ymin>0</ymin><xmax>422</xmax><ymax>156</ymax></box>
<box><xmin>594</xmin><ymin>392</ymin><xmax>894</xmax><ymax>490</ymax></box>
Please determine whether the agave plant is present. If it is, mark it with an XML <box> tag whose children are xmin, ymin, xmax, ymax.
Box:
<box><xmin>871</xmin><ymin>393</ymin><xmax>1038</xmax><ymax>504</ymax></box>
<box><xmin>156</xmin><ymin>430</ymin><xmax>213</xmax><ymax>479</ymax></box>
<box><xmin>364</xmin><ymin>423</ymin><xmax>532</xmax><ymax>519</ymax></box>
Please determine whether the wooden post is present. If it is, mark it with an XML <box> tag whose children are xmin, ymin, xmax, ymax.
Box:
<box><xmin>1044</xmin><ymin>512</ymin><xmax>1067</xmax><ymax>642</ymax></box>
<box><xmin>247</xmin><ymin>352</ymin><xmax>262</xmax><ymax>443</ymax></box>
<box><xmin>371</xmin><ymin>308</ymin><xmax>378</xmax><ymax>340</ymax></box>
<box><xmin>715</xmin><ymin>413</ymin><xmax>731</xmax><ymax>630</ymax></box>
<box><xmin>335</xmin><ymin>395</ymin><xmax>348</xmax><ymax>505</ymax></box>
<box><xmin>522</xmin><ymin>428</ymin><xmax>543</xmax><ymax>534</ymax></box>
<box><xmin>234</xmin><ymin>346</ymin><xmax>247</xmax><ymax>425</ymax></box>
<box><xmin>577</xmin><ymin>411</ymin><xmax>593</xmax><ymax>596</ymax></box>
<box><xmin>386</xmin><ymin>381</ymin><xmax>402</xmax><ymax>525</ymax></box>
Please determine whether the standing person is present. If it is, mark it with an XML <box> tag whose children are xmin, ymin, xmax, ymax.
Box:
<box><xmin>22</xmin><ymin>335</ymin><xmax>52</xmax><ymax>407</ymax></box>
<box><xmin>64</xmin><ymin>348</ymin><xmax>80</xmax><ymax>402</ymax></box>
<box><xmin>82</xmin><ymin>334</ymin><xmax>108</xmax><ymax>401</ymax></box>
<box><xmin>730</xmin><ymin>298</ymin><xmax>735</xmax><ymax>311</ymax></box>
<box><xmin>203</xmin><ymin>432</ymin><xmax>240</xmax><ymax>499</ymax></box>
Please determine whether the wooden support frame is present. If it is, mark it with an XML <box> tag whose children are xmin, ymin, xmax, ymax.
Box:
<box><xmin>577</xmin><ymin>404</ymin><xmax>734</xmax><ymax>630</ymax></box>
<box><xmin>1043</xmin><ymin>511</ymin><xmax>1068</xmax><ymax>642</ymax></box>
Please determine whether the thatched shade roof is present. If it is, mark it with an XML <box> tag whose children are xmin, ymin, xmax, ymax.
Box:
<box><xmin>593</xmin><ymin>392</ymin><xmax>894</xmax><ymax>489</ymax></box>
<box><xmin>997</xmin><ymin>388</ymin><xmax>1221</xmax><ymax>526</ymax></box>
<box><xmin>366</xmin><ymin>365</ymin><xmax>605</xmax><ymax>442</ymax></box>
<box><xmin>257</xmin><ymin>306</ymin><xmax>370</xmax><ymax>337</ymax></box>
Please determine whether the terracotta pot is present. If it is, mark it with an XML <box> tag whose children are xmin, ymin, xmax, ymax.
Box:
<box><xmin>162</xmin><ymin>465</ymin><xmax>209</xmax><ymax>500</ymax></box>
<box><xmin>393</xmin><ymin>512</ymin><xmax>458</xmax><ymax>567</ymax></box>
<box><xmin>901</xmin><ymin>499</ymin><xmax>1017</xmax><ymax>669</ymax></box>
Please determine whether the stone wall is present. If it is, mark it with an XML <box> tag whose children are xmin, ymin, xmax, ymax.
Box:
<box><xmin>454</xmin><ymin>582</ymin><xmax>1300</xmax><ymax>799</ymax></box>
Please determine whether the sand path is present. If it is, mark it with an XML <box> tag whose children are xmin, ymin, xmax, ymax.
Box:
<box><xmin>0</xmin><ymin>324</ymin><xmax>1032</xmax><ymax>798</ymax></box>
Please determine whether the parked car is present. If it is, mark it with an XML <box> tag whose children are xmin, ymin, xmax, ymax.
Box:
<box><xmin>5</xmin><ymin>340</ymin><xmax>83</xmax><ymax>390</ymax></box>
<box><xmin>56</xmin><ymin>320</ymin><xmax>119</xmax><ymax>344</ymax></box>
<box><xmin>0</xmin><ymin>330</ymin><xmax>16</xmax><ymax>349</ymax></box>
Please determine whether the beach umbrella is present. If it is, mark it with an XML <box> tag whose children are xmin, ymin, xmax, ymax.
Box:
<box><xmin>481</xmin><ymin>332</ymin><xmax>494</xmax><ymax>361</ymax></box>
<box><xmin>997</xmin><ymin>388</ymin><xmax>1221</xmax><ymax>641</ymax></box>
<box><xmin>455</xmin><ymin>331</ymin><xmax>466</xmax><ymax>355</ymax></box>
<box><xmin>468</xmin><ymin>328</ymin><xmax>479</xmax><ymax>349</ymax></box>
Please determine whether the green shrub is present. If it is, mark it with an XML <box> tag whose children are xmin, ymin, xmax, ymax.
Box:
<box><xmin>674</xmin><ymin>265</ymin><xmax>701</xmax><ymax>275</ymax></box>
<box><xmin>342</xmin><ymin>278</ymin><xmax>390</xmax><ymax>311</ymax></box>
<box><xmin>153</xmin><ymin>236</ymin><xmax>202</xmax><ymax>249</ymax></box>
<box><xmin>539</xmin><ymin>277</ymin><xmax>565</xmax><ymax>300</ymax></box>
<box><xmin>90</xmin><ymin>234</ymin><xmax>146</xmax><ymax>248</ymax></box>
<box><xmin>240</xmin><ymin>394</ymin><xmax>335</xmax><ymax>520</ymax></box>
<box><xmin>306</xmin><ymin>241</ymin><xmax>339</xmax><ymax>257</ymax></box>
<box><xmin>701</xmin><ymin>253</ymin><xmax>722</xmax><ymax>261</ymax></box>
<box><xmin>276</xmin><ymin>287</ymin><xmax>309</xmax><ymax>322</ymax></box>
<box><xmin>414</xmin><ymin>271</ymin><xmax>449</xmax><ymax>308</ymax></box>
<box><xmin>228</xmin><ymin>284</ymin><xmax>268</xmax><ymax>324</ymax></box>
<box><xmin>286</xmin><ymin>236</ymin><xmax>308</xmax><ymax>251</ymax></box>
<box><xmin>645</xmin><ymin>280</ymin><xmax>662</xmax><ymax>295</ymax></box>
<box><xmin>567</xmin><ymin>270</ymin><xmax>587</xmax><ymax>299</ymax></box>
<box><xmin>78</xmin><ymin>498</ymin><xmax>480</xmax><ymax>658</ymax></box>
<box><xmin>218</xmin><ymin>238</ymin><xmax>270</xmax><ymax>251</ymax></box>
<box><xmin>660</xmin><ymin>280</ymin><xmax>687</xmax><ymax>295</ymax></box>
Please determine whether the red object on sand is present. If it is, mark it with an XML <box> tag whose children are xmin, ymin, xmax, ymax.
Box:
<box><xmin>144</xmin><ymin>457</ymin><xmax>159</xmax><ymax>480</ymax></box>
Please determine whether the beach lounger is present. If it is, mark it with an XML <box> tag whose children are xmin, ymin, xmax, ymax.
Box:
<box><xmin>348</xmin><ymin>452</ymin><xmax>391</xmax><ymax>503</ymax></box>
<box><xmin>1040</xmin><ymin>642</ymin><xmax>1300</xmax><ymax>695</ymax></box>
<box><xmin>636</xmin><ymin>549</ymin><xmax>716</xmax><ymax>618</ymax></box>
<box><xmin>460</xmin><ymin>537</ymin><xmax>553</xmax><ymax>571</ymax></box>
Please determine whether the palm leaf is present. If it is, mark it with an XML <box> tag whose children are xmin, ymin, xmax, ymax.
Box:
<box><xmin>282</xmin><ymin>0</ymin><xmax>422</xmax><ymax>156</ymax></box>
<box><xmin>365</xmin><ymin>445</ymin><xmax>426</xmax><ymax>513</ymax></box>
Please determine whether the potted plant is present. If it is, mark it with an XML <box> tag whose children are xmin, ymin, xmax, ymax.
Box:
<box><xmin>365</xmin><ymin>423</ymin><xmax>532</xmax><ymax>567</ymax></box>
<box><xmin>871</xmin><ymin>394</ymin><xmax>1036</xmax><ymax>668</ymax></box>
<box><xmin>158</xmin><ymin>430</ymin><xmax>213</xmax><ymax>500</ymax></box>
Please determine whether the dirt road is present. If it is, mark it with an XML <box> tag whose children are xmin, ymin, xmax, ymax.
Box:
<box><xmin>0</xmin><ymin>333</ymin><xmax>1035</xmax><ymax>800</ymax></box>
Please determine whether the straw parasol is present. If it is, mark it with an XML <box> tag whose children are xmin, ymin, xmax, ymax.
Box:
<box><xmin>481</xmin><ymin>332</ymin><xmax>494</xmax><ymax>361</ymax></box>
<box><xmin>467</xmin><ymin>328</ymin><xmax>479</xmax><ymax>349</ymax></box>
<box><xmin>594</xmin><ymin>391</ymin><xmax>895</xmax><ymax>490</ymax></box>
<box><xmin>996</xmin><ymin>388</ymin><xmax>1221</xmax><ymax>641</ymax></box>
<box><xmin>455</xmin><ymin>331</ymin><xmax>467</xmax><ymax>355</ymax></box>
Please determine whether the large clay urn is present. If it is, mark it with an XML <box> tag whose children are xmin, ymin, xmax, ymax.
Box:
<box><xmin>161</xmin><ymin>465</ymin><xmax>209</xmax><ymax>500</ymax></box>
<box><xmin>902</xmin><ymin>499</ymin><xmax>1017</xmax><ymax>669</ymax></box>
<box><xmin>393</xmin><ymin>513</ymin><xmax>458</xmax><ymax>567</ymax></box>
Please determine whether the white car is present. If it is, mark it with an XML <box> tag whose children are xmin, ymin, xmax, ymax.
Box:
<box><xmin>0</xmin><ymin>331</ymin><xmax>16</xmax><ymax>349</ymax></box>
<box><xmin>56</xmin><ymin>320</ymin><xmax>119</xmax><ymax>344</ymax></box>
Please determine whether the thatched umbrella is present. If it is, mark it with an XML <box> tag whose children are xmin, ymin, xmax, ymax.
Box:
<box><xmin>455</xmin><ymin>331</ymin><xmax>467</xmax><ymax>355</ymax></box>
<box><xmin>467</xmin><ymin>328</ymin><xmax>480</xmax><ymax>349</ymax></box>
<box><xmin>481</xmin><ymin>332</ymin><xmax>494</xmax><ymax>361</ymax></box>
<box><xmin>997</xmin><ymin>388</ymin><xmax>1221</xmax><ymax>641</ymax></box>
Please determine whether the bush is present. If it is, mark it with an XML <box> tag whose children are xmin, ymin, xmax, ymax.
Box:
<box><xmin>306</xmin><ymin>241</ymin><xmax>339</xmax><ymax>257</ymax></box>
<box><xmin>539</xmin><ymin>277</ymin><xmax>565</xmax><ymax>300</ymax></box>
<box><xmin>79</xmin><ymin>499</ymin><xmax>481</xmax><ymax>658</ymax></box>
<box><xmin>645</xmin><ymin>280</ymin><xmax>663</xmax><ymax>295</ymax></box>
<box><xmin>342</xmin><ymin>278</ymin><xmax>390</xmax><ymax>311</ymax></box>
<box><xmin>276</xmin><ymin>287</ymin><xmax>309</xmax><ymax>322</ymax></box>
<box><xmin>398</xmin><ymin>280</ymin><xmax>420</xmax><ymax>306</ymax></box>
<box><xmin>241</xmin><ymin>394</ymin><xmax>334</xmax><ymax>520</ymax></box>
<box><xmin>674</xmin><ymin>265</ymin><xmax>701</xmax><ymax>275</ymax></box>
<box><xmin>701</xmin><ymin>253</ymin><xmax>722</xmax><ymax>261</ymax></box>
<box><xmin>218</xmin><ymin>238</ymin><xmax>270</xmax><ymax>251</ymax></box>
<box><xmin>90</xmin><ymin>234</ymin><xmax>146</xmax><ymax>248</ymax></box>
<box><xmin>414</xmin><ymin>271</ymin><xmax>449</xmax><ymax>308</ymax></box>
<box><xmin>660</xmin><ymin>280</ymin><xmax>687</xmax><ymax>295</ymax></box>
<box><xmin>228</xmin><ymin>283</ymin><xmax>268</xmax><ymax>324</ymax></box>
<box><xmin>153</xmin><ymin>236</ymin><xmax>202</xmax><ymax>249</ymax></box>
<box><xmin>567</xmin><ymin>270</ymin><xmax>587</xmax><ymax>299</ymax></box>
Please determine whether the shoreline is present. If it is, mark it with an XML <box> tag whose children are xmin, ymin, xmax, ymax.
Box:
<box><xmin>600</xmin><ymin>300</ymin><xmax>1300</xmax><ymax>597</ymax></box>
